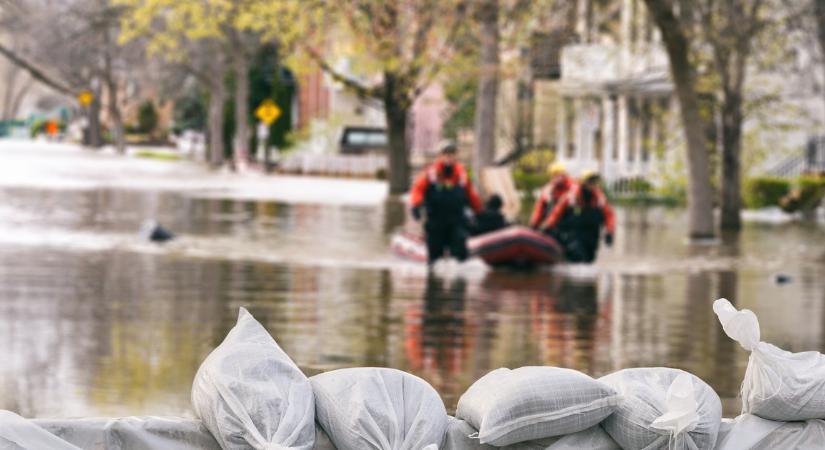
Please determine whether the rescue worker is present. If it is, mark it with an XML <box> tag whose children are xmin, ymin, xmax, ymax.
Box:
<box><xmin>540</xmin><ymin>170</ymin><xmax>614</xmax><ymax>263</ymax></box>
<box><xmin>410</xmin><ymin>142</ymin><xmax>482</xmax><ymax>264</ymax></box>
<box><xmin>528</xmin><ymin>162</ymin><xmax>574</xmax><ymax>229</ymax></box>
<box><xmin>470</xmin><ymin>194</ymin><xmax>508</xmax><ymax>236</ymax></box>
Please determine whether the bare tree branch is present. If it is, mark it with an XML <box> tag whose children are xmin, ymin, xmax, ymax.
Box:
<box><xmin>0</xmin><ymin>43</ymin><xmax>73</xmax><ymax>95</ymax></box>
<box><xmin>305</xmin><ymin>46</ymin><xmax>382</xmax><ymax>99</ymax></box>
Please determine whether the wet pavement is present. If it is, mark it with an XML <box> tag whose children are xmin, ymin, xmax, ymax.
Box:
<box><xmin>0</xmin><ymin>141</ymin><xmax>823</xmax><ymax>419</ymax></box>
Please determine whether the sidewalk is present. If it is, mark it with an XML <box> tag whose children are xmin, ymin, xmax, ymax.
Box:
<box><xmin>0</xmin><ymin>139</ymin><xmax>389</xmax><ymax>206</ymax></box>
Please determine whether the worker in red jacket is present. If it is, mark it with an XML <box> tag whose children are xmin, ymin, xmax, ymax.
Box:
<box><xmin>410</xmin><ymin>142</ymin><xmax>482</xmax><ymax>264</ymax></box>
<box><xmin>540</xmin><ymin>170</ymin><xmax>615</xmax><ymax>263</ymax></box>
<box><xmin>529</xmin><ymin>162</ymin><xmax>574</xmax><ymax>229</ymax></box>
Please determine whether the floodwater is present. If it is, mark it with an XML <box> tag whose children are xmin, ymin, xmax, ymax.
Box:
<box><xmin>0</xmin><ymin>141</ymin><xmax>824</xmax><ymax>419</ymax></box>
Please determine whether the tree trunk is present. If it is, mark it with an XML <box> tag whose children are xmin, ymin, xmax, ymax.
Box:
<box><xmin>473</xmin><ymin>0</ymin><xmax>499</xmax><ymax>193</ymax></box>
<box><xmin>815</xmin><ymin>0</ymin><xmax>825</xmax><ymax>126</ymax></box>
<box><xmin>103</xmin><ymin>29</ymin><xmax>125</xmax><ymax>154</ymax></box>
<box><xmin>384</xmin><ymin>72</ymin><xmax>411</xmax><ymax>194</ymax></box>
<box><xmin>86</xmin><ymin>91</ymin><xmax>103</xmax><ymax>148</ymax></box>
<box><xmin>232</xmin><ymin>48</ymin><xmax>250</xmax><ymax>168</ymax></box>
<box><xmin>104</xmin><ymin>69</ymin><xmax>125</xmax><ymax>154</ymax></box>
<box><xmin>208</xmin><ymin>78</ymin><xmax>227</xmax><ymax>167</ymax></box>
<box><xmin>644</xmin><ymin>0</ymin><xmax>715</xmax><ymax>238</ymax></box>
<box><xmin>206</xmin><ymin>53</ymin><xmax>226</xmax><ymax>168</ymax></box>
<box><xmin>720</xmin><ymin>95</ymin><xmax>743</xmax><ymax>229</ymax></box>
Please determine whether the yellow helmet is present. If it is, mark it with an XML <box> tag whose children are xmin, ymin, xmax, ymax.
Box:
<box><xmin>547</xmin><ymin>162</ymin><xmax>567</xmax><ymax>177</ymax></box>
<box><xmin>580</xmin><ymin>169</ymin><xmax>600</xmax><ymax>183</ymax></box>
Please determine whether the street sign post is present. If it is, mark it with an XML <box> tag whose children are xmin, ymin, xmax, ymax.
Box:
<box><xmin>255</xmin><ymin>99</ymin><xmax>281</xmax><ymax>125</ymax></box>
<box><xmin>255</xmin><ymin>99</ymin><xmax>281</xmax><ymax>171</ymax></box>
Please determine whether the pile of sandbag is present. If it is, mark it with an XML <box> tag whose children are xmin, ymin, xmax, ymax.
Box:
<box><xmin>444</xmin><ymin>365</ymin><xmax>724</xmax><ymax>450</ymax></box>
<box><xmin>191</xmin><ymin>307</ymin><xmax>316</xmax><ymax>449</ymax></box>
<box><xmin>7</xmin><ymin>300</ymin><xmax>825</xmax><ymax>450</ymax></box>
<box><xmin>311</xmin><ymin>367</ymin><xmax>447</xmax><ymax>450</ymax></box>
<box><xmin>452</xmin><ymin>366</ymin><xmax>621</xmax><ymax>448</ymax></box>
<box><xmin>711</xmin><ymin>298</ymin><xmax>825</xmax><ymax>449</ymax></box>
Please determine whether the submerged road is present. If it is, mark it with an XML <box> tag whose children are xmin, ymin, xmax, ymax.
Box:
<box><xmin>0</xmin><ymin>140</ymin><xmax>823</xmax><ymax>418</ymax></box>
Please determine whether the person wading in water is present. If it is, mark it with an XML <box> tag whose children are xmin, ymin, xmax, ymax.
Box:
<box><xmin>540</xmin><ymin>170</ymin><xmax>615</xmax><ymax>263</ymax></box>
<box><xmin>409</xmin><ymin>142</ymin><xmax>482</xmax><ymax>265</ymax></box>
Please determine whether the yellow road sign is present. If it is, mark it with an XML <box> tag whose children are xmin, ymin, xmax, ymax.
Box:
<box><xmin>78</xmin><ymin>90</ymin><xmax>94</xmax><ymax>107</ymax></box>
<box><xmin>255</xmin><ymin>99</ymin><xmax>281</xmax><ymax>125</ymax></box>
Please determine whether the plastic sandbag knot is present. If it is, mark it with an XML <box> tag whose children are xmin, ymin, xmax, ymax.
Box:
<box><xmin>713</xmin><ymin>298</ymin><xmax>760</xmax><ymax>351</ymax></box>
<box><xmin>651</xmin><ymin>373</ymin><xmax>699</xmax><ymax>447</ymax></box>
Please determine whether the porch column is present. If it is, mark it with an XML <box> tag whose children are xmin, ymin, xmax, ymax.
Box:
<box><xmin>602</xmin><ymin>95</ymin><xmax>616</xmax><ymax>180</ymax></box>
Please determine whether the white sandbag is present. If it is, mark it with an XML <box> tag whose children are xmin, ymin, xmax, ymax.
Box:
<box><xmin>313</xmin><ymin>424</ymin><xmax>337</xmax><ymax>450</ymax></box>
<box><xmin>441</xmin><ymin>417</ymin><xmax>496</xmax><ymax>450</ymax></box>
<box><xmin>714</xmin><ymin>298</ymin><xmax>825</xmax><ymax>421</ymax></box>
<box><xmin>455</xmin><ymin>367</ymin><xmax>620</xmax><ymax>446</ymax></box>
<box><xmin>0</xmin><ymin>410</ymin><xmax>81</xmax><ymax>450</ymax></box>
<box><xmin>30</xmin><ymin>416</ymin><xmax>221</xmax><ymax>450</ymax></box>
<box><xmin>526</xmin><ymin>426</ymin><xmax>620</xmax><ymax>450</ymax></box>
<box><xmin>441</xmin><ymin>417</ymin><xmax>619</xmax><ymax>450</ymax></box>
<box><xmin>192</xmin><ymin>307</ymin><xmax>315</xmax><ymax>450</ymax></box>
<box><xmin>311</xmin><ymin>367</ymin><xmax>447</xmax><ymax>450</ymax></box>
<box><xmin>599</xmin><ymin>367</ymin><xmax>722</xmax><ymax>450</ymax></box>
<box><xmin>714</xmin><ymin>414</ymin><xmax>825</xmax><ymax>450</ymax></box>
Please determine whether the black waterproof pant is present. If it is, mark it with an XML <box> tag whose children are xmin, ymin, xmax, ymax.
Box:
<box><xmin>425</xmin><ymin>221</ymin><xmax>469</xmax><ymax>264</ymax></box>
<box><xmin>548</xmin><ymin>225</ymin><xmax>600</xmax><ymax>263</ymax></box>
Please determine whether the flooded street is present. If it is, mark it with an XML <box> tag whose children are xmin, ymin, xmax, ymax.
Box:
<box><xmin>1</xmin><ymin>141</ymin><xmax>824</xmax><ymax>419</ymax></box>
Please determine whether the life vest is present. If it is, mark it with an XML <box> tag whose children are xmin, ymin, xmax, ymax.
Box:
<box><xmin>558</xmin><ymin>185</ymin><xmax>606</xmax><ymax>230</ymax></box>
<box><xmin>424</xmin><ymin>165</ymin><xmax>470</xmax><ymax>225</ymax></box>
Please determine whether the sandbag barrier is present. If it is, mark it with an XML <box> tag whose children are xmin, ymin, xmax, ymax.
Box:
<box><xmin>3</xmin><ymin>300</ymin><xmax>825</xmax><ymax>450</ymax></box>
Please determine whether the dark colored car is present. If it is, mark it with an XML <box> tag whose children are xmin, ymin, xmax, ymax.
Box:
<box><xmin>339</xmin><ymin>126</ymin><xmax>388</xmax><ymax>154</ymax></box>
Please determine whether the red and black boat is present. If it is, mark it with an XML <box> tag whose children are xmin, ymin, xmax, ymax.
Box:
<box><xmin>391</xmin><ymin>225</ymin><xmax>564</xmax><ymax>268</ymax></box>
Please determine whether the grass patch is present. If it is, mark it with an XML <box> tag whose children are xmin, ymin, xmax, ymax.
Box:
<box><xmin>134</xmin><ymin>150</ymin><xmax>182</xmax><ymax>161</ymax></box>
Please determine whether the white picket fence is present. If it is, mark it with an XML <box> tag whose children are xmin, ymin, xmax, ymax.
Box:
<box><xmin>279</xmin><ymin>153</ymin><xmax>387</xmax><ymax>178</ymax></box>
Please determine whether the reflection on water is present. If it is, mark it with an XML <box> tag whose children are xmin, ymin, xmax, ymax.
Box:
<box><xmin>0</xmin><ymin>184</ymin><xmax>823</xmax><ymax>419</ymax></box>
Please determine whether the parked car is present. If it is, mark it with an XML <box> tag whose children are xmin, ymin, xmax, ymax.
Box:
<box><xmin>339</xmin><ymin>126</ymin><xmax>387</xmax><ymax>155</ymax></box>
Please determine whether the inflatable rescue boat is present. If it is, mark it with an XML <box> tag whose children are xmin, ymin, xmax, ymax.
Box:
<box><xmin>391</xmin><ymin>225</ymin><xmax>564</xmax><ymax>268</ymax></box>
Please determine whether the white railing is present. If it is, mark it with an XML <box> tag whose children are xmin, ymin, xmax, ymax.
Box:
<box><xmin>279</xmin><ymin>153</ymin><xmax>387</xmax><ymax>178</ymax></box>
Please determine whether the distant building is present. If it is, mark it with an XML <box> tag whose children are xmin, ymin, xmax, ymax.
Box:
<box><xmin>508</xmin><ymin>0</ymin><xmax>825</xmax><ymax>185</ymax></box>
<box><xmin>295</xmin><ymin>57</ymin><xmax>447</xmax><ymax>160</ymax></box>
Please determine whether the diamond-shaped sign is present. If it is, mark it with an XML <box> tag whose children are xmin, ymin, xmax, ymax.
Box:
<box><xmin>255</xmin><ymin>99</ymin><xmax>281</xmax><ymax>125</ymax></box>
<box><xmin>78</xmin><ymin>90</ymin><xmax>94</xmax><ymax>107</ymax></box>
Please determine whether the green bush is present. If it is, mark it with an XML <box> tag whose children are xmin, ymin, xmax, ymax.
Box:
<box><xmin>744</xmin><ymin>176</ymin><xmax>791</xmax><ymax>209</ymax></box>
<box><xmin>796</xmin><ymin>175</ymin><xmax>825</xmax><ymax>209</ymax></box>
<box><xmin>137</xmin><ymin>100</ymin><xmax>159</xmax><ymax>134</ymax></box>
<box><xmin>513</xmin><ymin>167</ymin><xmax>550</xmax><ymax>194</ymax></box>
<box><xmin>626</xmin><ymin>177</ymin><xmax>653</xmax><ymax>193</ymax></box>
<box><xmin>29</xmin><ymin>118</ymin><xmax>65</xmax><ymax>137</ymax></box>
<box><xmin>516</xmin><ymin>148</ymin><xmax>557</xmax><ymax>172</ymax></box>
<box><xmin>172</xmin><ymin>92</ymin><xmax>207</xmax><ymax>134</ymax></box>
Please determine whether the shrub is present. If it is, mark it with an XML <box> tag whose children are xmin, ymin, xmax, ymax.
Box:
<box><xmin>513</xmin><ymin>167</ymin><xmax>550</xmax><ymax>194</ymax></box>
<box><xmin>794</xmin><ymin>175</ymin><xmax>825</xmax><ymax>211</ymax></box>
<box><xmin>137</xmin><ymin>100</ymin><xmax>159</xmax><ymax>134</ymax></box>
<box><xmin>172</xmin><ymin>93</ymin><xmax>207</xmax><ymax>134</ymax></box>
<box><xmin>744</xmin><ymin>176</ymin><xmax>791</xmax><ymax>209</ymax></box>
